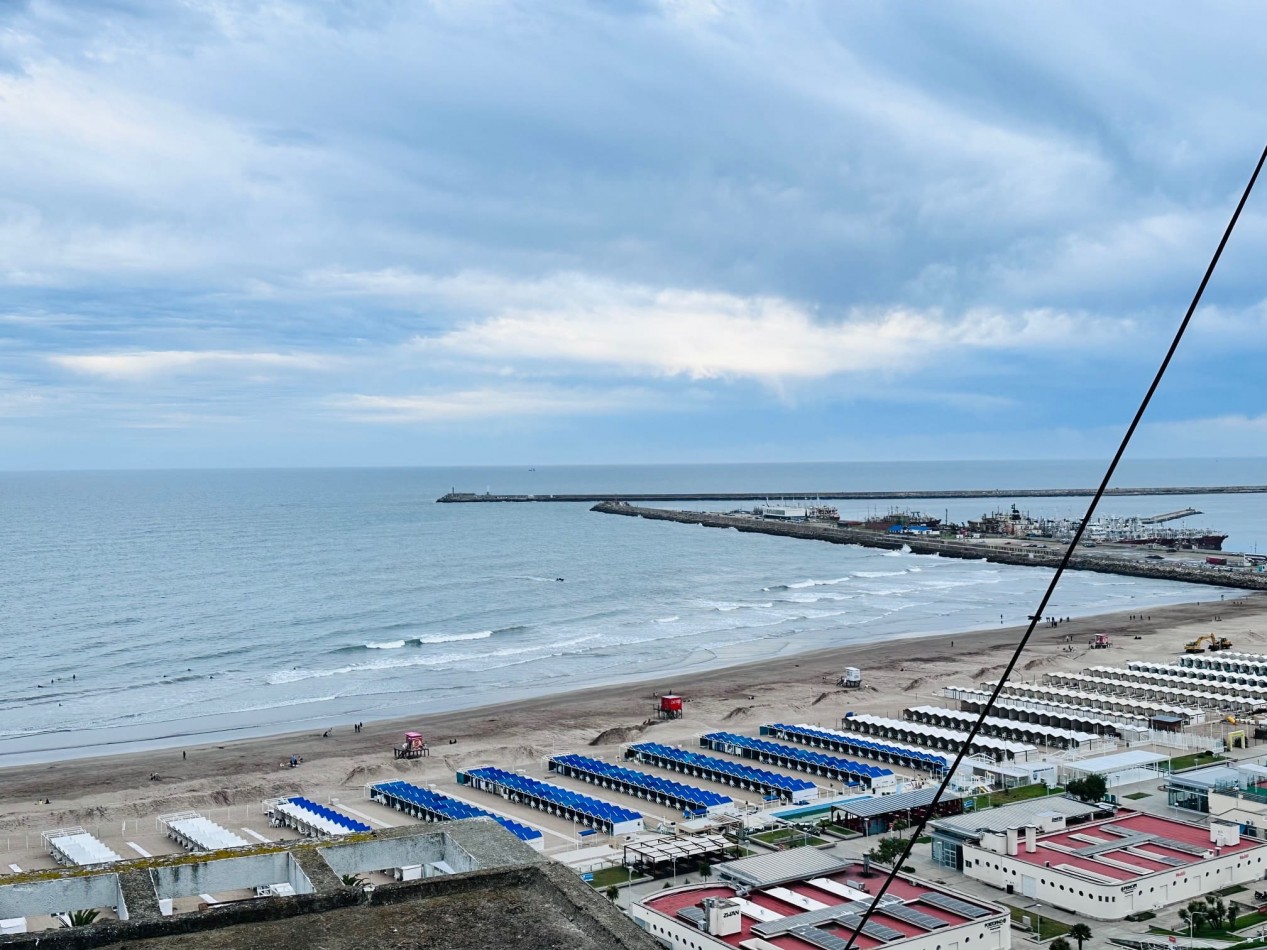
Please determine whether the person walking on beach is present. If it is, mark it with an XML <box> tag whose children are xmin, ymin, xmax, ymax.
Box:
<box><xmin>182</xmin><ymin>750</ymin><xmax>186</xmax><ymax>760</ymax></box>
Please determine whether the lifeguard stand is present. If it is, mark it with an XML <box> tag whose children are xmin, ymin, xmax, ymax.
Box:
<box><xmin>838</xmin><ymin>668</ymin><xmax>862</xmax><ymax>688</ymax></box>
<box><xmin>658</xmin><ymin>694</ymin><xmax>684</xmax><ymax>720</ymax></box>
<box><xmin>394</xmin><ymin>731</ymin><xmax>430</xmax><ymax>759</ymax></box>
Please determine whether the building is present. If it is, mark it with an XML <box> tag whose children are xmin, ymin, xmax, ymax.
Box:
<box><xmin>960</xmin><ymin>810</ymin><xmax>1267</xmax><ymax>920</ymax></box>
<box><xmin>0</xmin><ymin>821</ymin><xmax>655</xmax><ymax>949</ymax></box>
<box><xmin>632</xmin><ymin>849</ymin><xmax>1010</xmax><ymax>950</ymax></box>
<box><xmin>965</xmin><ymin>759</ymin><xmax>1058</xmax><ymax>791</ymax></box>
<box><xmin>1168</xmin><ymin>761</ymin><xmax>1267</xmax><ymax>815</ymax></box>
<box><xmin>1058</xmin><ymin>749</ymin><xmax>1167</xmax><ymax>790</ymax></box>
<box><xmin>1208</xmin><ymin>764</ymin><xmax>1267</xmax><ymax>836</ymax></box>
<box><xmin>927</xmin><ymin>796</ymin><xmax>1111</xmax><ymax>871</ymax></box>
<box><xmin>829</xmin><ymin>788</ymin><xmax>963</xmax><ymax>837</ymax></box>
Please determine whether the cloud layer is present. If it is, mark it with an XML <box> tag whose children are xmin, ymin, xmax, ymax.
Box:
<box><xmin>3</xmin><ymin>0</ymin><xmax>1267</xmax><ymax>467</ymax></box>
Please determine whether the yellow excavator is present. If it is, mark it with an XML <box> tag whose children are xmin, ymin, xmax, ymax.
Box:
<box><xmin>1184</xmin><ymin>633</ymin><xmax>1233</xmax><ymax>653</ymax></box>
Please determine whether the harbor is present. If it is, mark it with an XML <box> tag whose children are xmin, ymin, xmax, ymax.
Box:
<box><xmin>592</xmin><ymin>501</ymin><xmax>1267</xmax><ymax>591</ymax></box>
<box><xmin>438</xmin><ymin>484</ymin><xmax>1267</xmax><ymax>503</ymax></box>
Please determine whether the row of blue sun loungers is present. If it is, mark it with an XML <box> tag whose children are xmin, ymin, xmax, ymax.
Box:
<box><xmin>458</xmin><ymin>766</ymin><xmax>644</xmax><ymax>836</ymax></box>
<box><xmin>625</xmin><ymin>742</ymin><xmax>818</xmax><ymax>802</ymax></box>
<box><xmin>548</xmin><ymin>753</ymin><xmax>732</xmax><ymax>816</ymax></box>
<box><xmin>700</xmin><ymin>732</ymin><xmax>896</xmax><ymax>790</ymax></box>
<box><xmin>762</xmin><ymin>723</ymin><xmax>951</xmax><ymax>772</ymax></box>
<box><xmin>268</xmin><ymin>797</ymin><xmax>371</xmax><ymax>836</ymax></box>
<box><xmin>370</xmin><ymin>780</ymin><xmax>543</xmax><ymax>846</ymax></box>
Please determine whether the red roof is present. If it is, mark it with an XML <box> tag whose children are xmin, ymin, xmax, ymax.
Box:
<box><xmin>642</xmin><ymin>862</ymin><xmax>997</xmax><ymax>950</ymax></box>
<box><xmin>1002</xmin><ymin>811</ymin><xmax>1265</xmax><ymax>884</ymax></box>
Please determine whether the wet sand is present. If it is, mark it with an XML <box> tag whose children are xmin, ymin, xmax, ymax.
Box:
<box><xmin>2</xmin><ymin>594</ymin><xmax>1263</xmax><ymax>835</ymax></box>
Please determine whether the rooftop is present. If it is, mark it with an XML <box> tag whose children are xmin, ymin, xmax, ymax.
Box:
<box><xmin>718</xmin><ymin>849</ymin><xmax>850</xmax><ymax>889</ymax></box>
<box><xmin>0</xmin><ymin>822</ymin><xmax>655</xmax><ymax>950</ymax></box>
<box><xmin>93</xmin><ymin>864</ymin><xmax>648</xmax><ymax>950</ymax></box>
<box><xmin>931</xmin><ymin>796</ymin><xmax>1105</xmax><ymax>838</ymax></box>
<box><xmin>986</xmin><ymin>811</ymin><xmax>1266</xmax><ymax>885</ymax></box>
<box><xmin>830</xmin><ymin>787</ymin><xmax>957</xmax><ymax>819</ymax></box>
<box><xmin>1061</xmin><ymin>749</ymin><xmax>1166</xmax><ymax>774</ymax></box>
<box><xmin>642</xmin><ymin>860</ymin><xmax>1004</xmax><ymax>950</ymax></box>
<box><xmin>1167</xmin><ymin>764</ymin><xmax>1248</xmax><ymax>790</ymax></box>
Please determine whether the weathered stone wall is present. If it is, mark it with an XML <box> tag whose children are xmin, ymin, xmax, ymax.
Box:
<box><xmin>0</xmin><ymin>821</ymin><xmax>565</xmax><ymax>949</ymax></box>
<box><xmin>318</xmin><ymin>832</ymin><xmax>447</xmax><ymax>878</ymax></box>
<box><xmin>0</xmin><ymin>874</ymin><xmax>124</xmax><ymax>920</ymax></box>
<box><xmin>151</xmin><ymin>851</ymin><xmax>312</xmax><ymax>900</ymax></box>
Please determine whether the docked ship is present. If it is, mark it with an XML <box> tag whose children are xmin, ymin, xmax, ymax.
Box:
<box><xmin>1082</xmin><ymin>517</ymin><xmax>1228</xmax><ymax>551</ymax></box>
<box><xmin>961</xmin><ymin>505</ymin><xmax>1227</xmax><ymax>550</ymax></box>
<box><xmin>845</xmin><ymin>509</ymin><xmax>942</xmax><ymax>532</ymax></box>
<box><xmin>752</xmin><ymin>503</ymin><xmax>841</xmax><ymax>523</ymax></box>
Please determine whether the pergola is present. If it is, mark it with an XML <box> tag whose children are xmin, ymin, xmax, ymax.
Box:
<box><xmin>622</xmin><ymin>834</ymin><xmax>731</xmax><ymax>874</ymax></box>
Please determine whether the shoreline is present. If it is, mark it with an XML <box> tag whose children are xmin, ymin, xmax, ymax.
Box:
<box><xmin>2</xmin><ymin>594</ymin><xmax>1259</xmax><ymax>816</ymax></box>
<box><xmin>0</xmin><ymin>575</ymin><xmax>1230</xmax><ymax>769</ymax></box>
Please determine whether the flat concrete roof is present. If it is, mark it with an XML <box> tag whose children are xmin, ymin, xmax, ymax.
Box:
<box><xmin>1168</xmin><ymin>764</ymin><xmax>1245</xmax><ymax>790</ymax></box>
<box><xmin>717</xmin><ymin>849</ymin><xmax>851</xmax><ymax>888</ymax></box>
<box><xmin>1062</xmin><ymin>749</ymin><xmax>1166</xmax><ymax>774</ymax></box>
<box><xmin>931</xmin><ymin>796</ymin><xmax>1104</xmax><ymax>838</ymax></box>
<box><xmin>831</xmin><ymin>787</ymin><xmax>956</xmax><ymax>819</ymax></box>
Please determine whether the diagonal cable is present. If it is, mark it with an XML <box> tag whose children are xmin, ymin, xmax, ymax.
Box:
<box><xmin>840</xmin><ymin>140</ymin><xmax>1267</xmax><ymax>949</ymax></box>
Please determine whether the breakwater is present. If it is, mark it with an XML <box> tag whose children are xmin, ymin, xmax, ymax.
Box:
<box><xmin>592</xmin><ymin>501</ymin><xmax>1267</xmax><ymax>592</ymax></box>
<box><xmin>439</xmin><ymin>485</ymin><xmax>1267</xmax><ymax>503</ymax></box>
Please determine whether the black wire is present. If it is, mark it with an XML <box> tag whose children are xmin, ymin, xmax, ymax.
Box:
<box><xmin>840</xmin><ymin>141</ymin><xmax>1267</xmax><ymax>950</ymax></box>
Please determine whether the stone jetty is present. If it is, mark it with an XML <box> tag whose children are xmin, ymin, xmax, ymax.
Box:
<box><xmin>591</xmin><ymin>501</ymin><xmax>1267</xmax><ymax>592</ymax></box>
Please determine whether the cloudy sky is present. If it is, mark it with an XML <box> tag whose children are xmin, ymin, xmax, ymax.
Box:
<box><xmin>3</xmin><ymin>0</ymin><xmax>1267</xmax><ymax>469</ymax></box>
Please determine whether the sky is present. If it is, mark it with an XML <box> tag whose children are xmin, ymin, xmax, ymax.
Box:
<box><xmin>3</xmin><ymin>0</ymin><xmax>1267</xmax><ymax>469</ymax></box>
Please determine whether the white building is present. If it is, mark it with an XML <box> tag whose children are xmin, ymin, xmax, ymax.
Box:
<box><xmin>633</xmin><ymin>849</ymin><xmax>1010</xmax><ymax>950</ymax></box>
<box><xmin>961</xmin><ymin>810</ymin><xmax>1267</xmax><ymax>920</ymax></box>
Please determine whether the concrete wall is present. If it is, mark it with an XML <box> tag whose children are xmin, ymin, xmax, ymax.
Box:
<box><xmin>1210</xmin><ymin>790</ymin><xmax>1267</xmax><ymax>835</ymax></box>
<box><xmin>319</xmin><ymin>830</ymin><xmax>476</xmax><ymax>878</ymax></box>
<box><xmin>0</xmin><ymin>875</ymin><xmax>126</xmax><ymax>921</ymax></box>
<box><xmin>152</xmin><ymin>852</ymin><xmax>314</xmax><ymax>899</ymax></box>
<box><xmin>0</xmin><ymin>821</ymin><xmax>554</xmax><ymax>949</ymax></box>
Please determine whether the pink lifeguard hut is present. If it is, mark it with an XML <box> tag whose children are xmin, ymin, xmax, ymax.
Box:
<box><xmin>658</xmin><ymin>694</ymin><xmax>684</xmax><ymax>720</ymax></box>
<box><xmin>394</xmin><ymin>731</ymin><xmax>430</xmax><ymax>759</ymax></box>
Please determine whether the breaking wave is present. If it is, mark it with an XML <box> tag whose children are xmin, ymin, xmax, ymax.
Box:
<box><xmin>415</xmin><ymin>630</ymin><xmax>494</xmax><ymax>644</ymax></box>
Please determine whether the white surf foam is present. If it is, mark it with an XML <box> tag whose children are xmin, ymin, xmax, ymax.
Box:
<box><xmin>365</xmin><ymin>640</ymin><xmax>406</xmax><ymax>649</ymax></box>
<box><xmin>415</xmin><ymin>630</ymin><xmax>493</xmax><ymax>644</ymax></box>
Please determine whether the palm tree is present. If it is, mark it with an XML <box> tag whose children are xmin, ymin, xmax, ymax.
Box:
<box><xmin>340</xmin><ymin>873</ymin><xmax>366</xmax><ymax>889</ymax></box>
<box><xmin>61</xmin><ymin>909</ymin><xmax>100</xmax><ymax>928</ymax></box>
<box><xmin>1203</xmin><ymin>894</ymin><xmax>1228</xmax><ymax>930</ymax></box>
<box><xmin>1049</xmin><ymin>938</ymin><xmax>1072</xmax><ymax>950</ymax></box>
<box><xmin>1069</xmin><ymin>923</ymin><xmax>1092</xmax><ymax>950</ymax></box>
<box><xmin>699</xmin><ymin>861</ymin><xmax>712</xmax><ymax>881</ymax></box>
<box><xmin>605</xmin><ymin>885</ymin><xmax>619</xmax><ymax>902</ymax></box>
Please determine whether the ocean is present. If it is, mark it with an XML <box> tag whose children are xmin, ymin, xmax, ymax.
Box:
<box><xmin>3</xmin><ymin>459</ymin><xmax>1262</xmax><ymax>766</ymax></box>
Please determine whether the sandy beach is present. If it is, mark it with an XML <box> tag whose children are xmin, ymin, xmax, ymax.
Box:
<box><xmin>2</xmin><ymin>593</ymin><xmax>1264</xmax><ymax>842</ymax></box>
